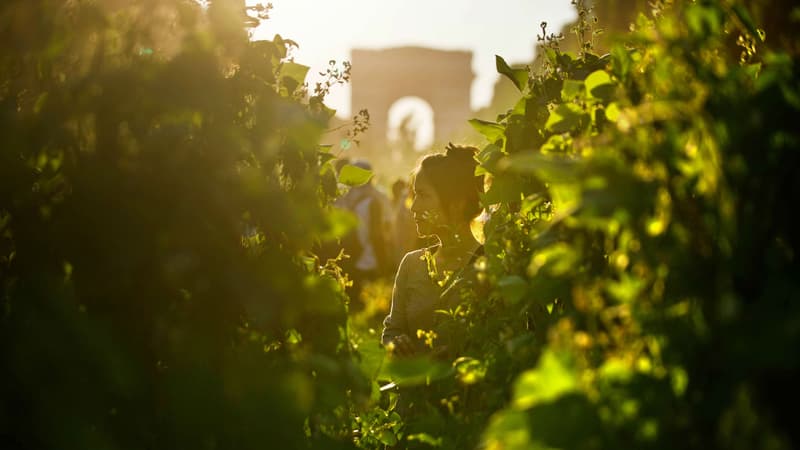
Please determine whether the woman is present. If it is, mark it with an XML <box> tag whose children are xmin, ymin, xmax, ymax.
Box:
<box><xmin>381</xmin><ymin>144</ymin><xmax>484</xmax><ymax>358</ymax></box>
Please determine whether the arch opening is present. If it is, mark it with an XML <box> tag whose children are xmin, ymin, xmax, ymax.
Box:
<box><xmin>387</xmin><ymin>97</ymin><xmax>435</xmax><ymax>153</ymax></box>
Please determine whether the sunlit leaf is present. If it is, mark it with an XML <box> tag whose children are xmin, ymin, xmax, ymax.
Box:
<box><xmin>452</xmin><ymin>357</ymin><xmax>487</xmax><ymax>385</ymax></box>
<box><xmin>337</xmin><ymin>164</ymin><xmax>373</xmax><ymax>186</ymax></box>
<box><xmin>598</xmin><ymin>358</ymin><xmax>634</xmax><ymax>383</ymax></box>
<box><xmin>671</xmin><ymin>367</ymin><xmax>689</xmax><ymax>396</ymax></box>
<box><xmin>513</xmin><ymin>350</ymin><xmax>578</xmax><ymax>409</ymax></box>
<box><xmin>496</xmin><ymin>55</ymin><xmax>528</xmax><ymax>92</ymax></box>
<box><xmin>561</xmin><ymin>79</ymin><xmax>585</xmax><ymax>101</ymax></box>
<box><xmin>544</xmin><ymin>103</ymin><xmax>588</xmax><ymax>133</ymax></box>
<box><xmin>380</xmin><ymin>356</ymin><xmax>451</xmax><ymax>387</ymax></box>
<box><xmin>501</xmin><ymin>152</ymin><xmax>581</xmax><ymax>184</ymax></box>
<box><xmin>279</xmin><ymin>61</ymin><xmax>310</xmax><ymax>93</ymax></box>
<box><xmin>322</xmin><ymin>208</ymin><xmax>358</xmax><ymax>241</ymax></box>
<box><xmin>585</xmin><ymin>70</ymin><xmax>614</xmax><ymax>100</ymax></box>
<box><xmin>605</xmin><ymin>273</ymin><xmax>645</xmax><ymax>303</ymax></box>
<box><xmin>482</xmin><ymin>410</ymin><xmax>532</xmax><ymax>450</ymax></box>
<box><xmin>605</xmin><ymin>102</ymin><xmax>621</xmax><ymax>122</ymax></box>
<box><xmin>408</xmin><ymin>433</ymin><xmax>443</xmax><ymax>447</ymax></box>
<box><xmin>469</xmin><ymin>119</ymin><xmax>505</xmax><ymax>143</ymax></box>
<box><xmin>527</xmin><ymin>243</ymin><xmax>580</xmax><ymax>277</ymax></box>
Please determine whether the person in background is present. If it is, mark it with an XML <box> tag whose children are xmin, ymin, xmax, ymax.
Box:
<box><xmin>381</xmin><ymin>144</ymin><xmax>484</xmax><ymax>358</ymax></box>
<box><xmin>336</xmin><ymin>159</ymin><xmax>392</xmax><ymax>310</ymax></box>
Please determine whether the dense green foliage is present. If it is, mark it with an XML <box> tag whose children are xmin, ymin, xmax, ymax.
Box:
<box><xmin>1</xmin><ymin>1</ymin><xmax>361</xmax><ymax>448</ymax></box>
<box><xmin>355</xmin><ymin>1</ymin><xmax>800</xmax><ymax>449</ymax></box>
<box><xmin>2</xmin><ymin>1</ymin><xmax>799</xmax><ymax>450</ymax></box>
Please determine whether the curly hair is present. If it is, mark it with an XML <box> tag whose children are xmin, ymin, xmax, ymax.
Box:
<box><xmin>413</xmin><ymin>143</ymin><xmax>483</xmax><ymax>222</ymax></box>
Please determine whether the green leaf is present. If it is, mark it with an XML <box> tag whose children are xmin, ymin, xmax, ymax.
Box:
<box><xmin>483</xmin><ymin>410</ymin><xmax>532</xmax><ymax>450</ymax></box>
<box><xmin>686</xmin><ymin>4</ymin><xmax>722</xmax><ymax>38</ymax></box>
<box><xmin>496</xmin><ymin>55</ymin><xmax>528</xmax><ymax>92</ymax></box>
<box><xmin>378</xmin><ymin>429</ymin><xmax>398</xmax><ymax>446</ymax></box>
<box><xmin>520</xmin><ymin>193</ymin><xmax>544</xmax><ymax>215</ymax></box>
<box><xmin>317</xmin><ymin>151</ymin><xmax>335</xmax><ymax>165</ymax></box>
<box><xmin>605</xmin><ymin>102</ymin><xmax>621</xmax><ymax>122</ymax></box>
<box><xmin>540</xmin><ymin>133</ymin><xmax>571</xmax><ymax>154</ymax></box>
<box><xmin>598</xmin><ymin>358</ymin><xmax>634</xmax><ymax>385</ymax></box>
<box><xmin>671</xmin><ymin>366</ymin><xmax>689</xmax><ymax>396</ymax></box>
<box><xmin>513</xmin><ymin>350</ymin><xmax>578</xmax><ymax>409</ymax></box>
<box><xmin>452</xmin><ymin>357</ymin><xmax>488</xmax><ymax>385</ymax></box>
<box><xmin>501</xmin><ymin>152</ymin><xmax>581</xmax><ymax>183</ymax></box>
<box><xmin>544</xmin><ymin>48</ymin><xmax>558</xmax><ymax>65</ymax></box>
<box><xmin>498</xmin><ymin>275</ymin><xmax>527</xmax><ymax>304</ymax></box>
<box><xmin>556</xmin><ymin>51</ymin><xmax>576</xmax><ymax>69</ymax></box>
<box><xmin>482</xmin><ymin>174</ymin><xmax>524</xmax><ymax>204</ymax></box>
<box><xmin>407</xmin><ymin>433</ymin><xmax>443</xmax><ymax>447</ymax></box>
<box><xmin>469</xmin><ymin>119</ymin><xmax>505</xmax><ymax>143</ymax></box>
<box><xmin>544</xmin><ymin>104</ymin><xmax>588</xmax><ymax>133</ymax></box>
<box><xmin>561</xmin><ymin>79</ymin><xmax>585</xmax><ymax>101</ymax></box>
<box><xmin>610</xmin><ymin>44</ymin><xmax>633</xmax><ymax>79</ymax></box>
<box><xmin>476</xmin><ymin>143</ymin><xmax>503</xmax><ymax>175</ymax></box>
<box><xmin>381</xmin><ymin>356</ymin><xmax>450</xmax><ymax>387</ymax></box>
<box><xmin>604</xmin><ymin>273</ymin><xmax>645</xmax><ymax>303</ymax></box>
<box><xmin>585</xmin><ymin>70</ymin><xmax>614</xmax><ymax>100</ymax></box>
<box><xmin>527</xmin><ymin>243</ymin><xmax>580</xmax><ymax>277</ymax></box>
<box><xmin>511</xmin><ymin>95</ymin><xmax>528</xmax><ymax>116</ymax></box>
<box><xmin>337</xmin><ymin>164</ymin><xmax>373</xmax><ymax>186</ymax></box>
<box><xmin>279</xmin><ymin>61</ymin><xmax>310</xmax><ymax>94</ymax></box>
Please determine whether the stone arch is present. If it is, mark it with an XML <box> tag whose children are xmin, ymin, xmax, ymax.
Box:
<box><xmin>350</xmin><ymin>47</ymin><xmax>473</xmax><ymax>152</ymax></box>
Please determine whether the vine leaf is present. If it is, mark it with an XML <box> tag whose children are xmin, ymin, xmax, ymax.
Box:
<box><xmin>337</xmin><ymin>164</ymin><xmax>373</xmax><ymax>186</ymax></box>
<box><xmin>481</xmin><ymin>173</ymin><xmax>524</xmax><ymax>205</ymax></box>
<box><xmin>279</xmin><ymin>61</ymin><xmax>309</xmax><ymax>94</ymax></box>
<box><xmin>469</xmin><ymin>119</ymin><xmax>505</xmax><ymax>143</ymax></box>
<box><xmin>561</xmin><ymin>79</ymin><xmax>585</xmax><ymax>101</ymax></box>
<box><xmin>381</xmin><ymin>356</ymin><xmax>450</xmax><ymax>387</ymax></box>
<box><xmin>496</xmin><ymin>55</ymin><xmax>528</xmax><ymax>92</ymax></box>
<box><xmin>585</xmin><ymin>70</ymin><xmax>614</xmax><ymax>100</ymax></box>
<box><xmin>544</xmin><ymin>103</ymin><xmax>588</xmax><ymax>133</ymax></box>
<box><xmin>513</xmin><ymin>350</ymin><xmax>578</xmax><ymax>409</ymax></box>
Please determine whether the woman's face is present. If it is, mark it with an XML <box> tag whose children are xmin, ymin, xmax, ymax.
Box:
<box><xmin>411</xmin><ymin>171</ymin><xmax>449</xmax><ymax>237</ymax></box>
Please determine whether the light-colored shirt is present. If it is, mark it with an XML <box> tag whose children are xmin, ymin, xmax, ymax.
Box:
<box><xmin>381</xmin><ymin>246</ymin><xmax>481</xmax><ymax>354</ymax></box>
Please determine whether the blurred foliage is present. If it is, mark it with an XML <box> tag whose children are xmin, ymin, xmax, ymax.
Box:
<box><xmin>0</xmin><ymin>0</ymin><xmax>364</xmax><ymax>448</ymax></box>
<box><xmin>353</xmin><ymin>1</ymin><xmax>800</xmax><ymax>449</ymax></box>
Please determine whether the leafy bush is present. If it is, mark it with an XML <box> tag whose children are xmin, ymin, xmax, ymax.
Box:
<box><xmin>1</xmin><ymin>1</ymin><xmax>361</xmax><ymax>448</ymax></box>
<box><xmin>358</xmin><ymin>1</ymin><xmax>800</xmax><ymax>449</ymax></box>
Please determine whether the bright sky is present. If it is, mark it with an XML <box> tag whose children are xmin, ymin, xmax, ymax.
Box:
<box><xmin>249</xmin><ymin>0</ymin><xmax>576</xmax><ymax>118</ymax></box>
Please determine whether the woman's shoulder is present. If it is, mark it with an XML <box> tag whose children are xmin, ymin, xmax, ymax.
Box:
<box><xmin>399</xmin><ymin>245</ymin><xmax>438</xmax><ymax>267</ymax></box>
<box><xmin>396</xmin><ymin>246</ymin><xmax>439</xmax><ymax>280</ymax></box>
